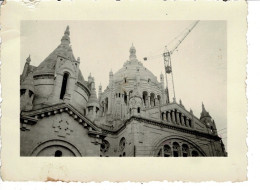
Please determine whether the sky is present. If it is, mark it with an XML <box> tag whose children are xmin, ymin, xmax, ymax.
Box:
<box><xmin>20</xmin><ymin>20</ymin><xmax>227</xmax><ymax>148</ymax></box>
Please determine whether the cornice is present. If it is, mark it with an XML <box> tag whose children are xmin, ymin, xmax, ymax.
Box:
<box><xmin>102</xmin><ymin>116</ymin><xmax>221</xmax><ymax>141</ymax></box>
<box><xmin>20</xmin><ymin>103</ymin><xmax>105</xmax><ymax>137</ymax></box>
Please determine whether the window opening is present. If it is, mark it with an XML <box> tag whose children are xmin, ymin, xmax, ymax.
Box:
<box><xmin>60</xmin><ymin>73</ymin><xmax>69</xmax><ymax>99</ymax></box>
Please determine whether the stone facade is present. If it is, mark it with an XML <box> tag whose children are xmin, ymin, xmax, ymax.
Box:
<box><xmin>20</xmin><ymin>26</ymin><xmax>227</xmax><ymax>157</ymax></box>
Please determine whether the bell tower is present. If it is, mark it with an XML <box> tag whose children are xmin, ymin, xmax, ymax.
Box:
<box><xmin>200</xmin><ymin>103</ymin><xmax>217</xmax><ymax>135</ymax></box>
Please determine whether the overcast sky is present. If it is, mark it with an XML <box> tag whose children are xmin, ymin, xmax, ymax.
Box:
<box><xmin>20</xmin><ymin>20</ymin><xmax>227</xmax><ymax>147</ymax></box>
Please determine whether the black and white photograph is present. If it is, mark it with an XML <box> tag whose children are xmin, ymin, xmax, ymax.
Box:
<box><xmin>20</xmin><ymin>21</ymin><xmax>227</xmax><ymax>157</ymax></box>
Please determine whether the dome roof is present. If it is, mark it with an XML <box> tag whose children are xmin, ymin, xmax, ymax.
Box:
<box><xmin>113</xmin><ymin>45</ymin><xmax>158</xmax><ymax>84</ymax></box>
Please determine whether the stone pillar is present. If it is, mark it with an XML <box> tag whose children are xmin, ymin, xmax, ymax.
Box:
<box><xmin>161</xmin><ymin>147</ymin><xmax>164</xmax><ymax>157</ymax></box>
<box><xmin>191</xmin><ymin>117</ymin><xmax>195</xmax><ymax>128</ymax></box>
<box><xmin>175</xmin><ymin>111</ymin><xmax>180</xmax><ymax>124</ymax></box>
<box><xmin>64</xmin><ymin>77</ymin><xmax>75</xmax><ymax>103</ymax></box>
<box><xmin>154</xmin><ymin>98</ymin><xmax>158</xmax><ymax>106</ymax></box>
<box><xmin>163</xmin><ymin>112</ymin><xmax>166</xmax><ymax>121</ymax></box>
<box><xmin>181</xmin><ymin>114</ymin><xmax>185</xmax><ymax>126</ymax></box>
<box><xmin>187</xmin><ymin>119</ymin><xmax>191</xmax><ymax>127</ymax></box>
<box><xmin>51</xmin><ymin>73</ymin><xmax>63</xmax><ymax>102</ymax></box>
<box><xmin>167</xmin><ymin>112</ymin><xmax>171</xmax><ymax>122</ymax></box>
<box><xmin>147</xmin><ymin>96</ymin><xmax>150</xmax><ymax>108</ymax></box>
<box><xmin>171</xmin><ymin>111</ymin><xmax>176</xmax><ymax>124</ymax></box>
<box><xmin>179</xmin><ymin>143</ymin><xmax>183</xmax><ymax>157</ymax></box>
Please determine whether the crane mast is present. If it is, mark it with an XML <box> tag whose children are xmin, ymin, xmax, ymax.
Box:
<box><xmin>163</xmin><ymin>21</ymin><xmax>199</xmax><ymax>103</ymax></box>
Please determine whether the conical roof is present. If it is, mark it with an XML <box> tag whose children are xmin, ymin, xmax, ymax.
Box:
<box><xmin>200</xmin><ymin>103</ymin><xmax>211</xmax><ymax>119</ymax></box>
<box><xmin>34</xmin><ymin>26</ymin><xmax>76</xmax><ymax>75</ymax></box>
<box><xmin>21</xmin><ymin>73</ymin><xmax>34</xmax><ymax>93</ymax></box>
<box><xmin>86</xmin><ymin>83</ymin><xmax>100</xmax><ymax>108</ymax></box>
<box><xmin>33</xmin><ymin>26</ymin><xmax>86</xmax><ymax>84</ymax></box>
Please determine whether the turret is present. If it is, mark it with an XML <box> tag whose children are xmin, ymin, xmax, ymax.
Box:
<box><xmin>20</xmin><ymin>73</ymin><xmax>35</xmax><ymax>111</ymax></box>
<box><xmin>86</xmin><ymin>79</ymin><xmax>100</xmax><ymax>121</ymax></box>
<box><xmin>88</xmin><ymin>73</ymin><xmax>93</xmax><ymax>84</ymax></box>
<box><xmin>200</xmin><ymin>103</ymin><xmax>217</xmax><ymax>135</ymax></box>
<box><xmin>21</xmin><ymin>55</ymin><xmax>31</xmax><ymax>82</ymax></box>
<box><xmin>109</xmin><ymin>70</ymin><xmax>113</xmax><ymax>79</ymax></box>
<box><xmin>98</xmin><ymin>83</ymin><xmax>102</xmax><ymax>100</ymax></box>
<box><xmin>129</xmin><ymin>43</ymin><xmax>137</xmax><ymax>60</ymax></box>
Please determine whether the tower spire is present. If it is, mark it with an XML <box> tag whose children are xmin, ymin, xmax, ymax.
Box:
<box><xmin>200</xmin><ymin>102</ymin><xmax>211</xmax><ymax>119</ymax></box>
<box><xmin>26</xmin><ymin>55</ymin><xmax>31</xmax><ymax>63</ymax></box>
<box><xmin>61</xmin><ymin>25</ymin><xmax>70</xmax><ymax>45</ymax></box>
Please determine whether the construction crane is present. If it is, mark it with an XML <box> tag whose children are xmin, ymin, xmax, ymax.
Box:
<box><xmin>143</xmin><ymin>21</ymin><xmax>200</xmax><ymax>104</ymax></box>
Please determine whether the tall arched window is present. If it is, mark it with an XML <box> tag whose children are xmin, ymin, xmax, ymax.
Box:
<box><xmin>182</xmin><ymin>144</ymin><xmax>189</xmax><ymax>157</ymax></box>
<box><xmin>60</xmin><ymin>72</ymin><xmax>69</xmax><ymax>100</ymax></box>
<box><xmin>173</xmin><ymin>142</ymin><xmax>180</xmax><ymax>157</ymax></box>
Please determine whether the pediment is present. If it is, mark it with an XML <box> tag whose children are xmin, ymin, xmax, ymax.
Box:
<box><xmin>20</xmin><ymin>103</ymin><xmax>103</xmax><ymax>136</ymax></box>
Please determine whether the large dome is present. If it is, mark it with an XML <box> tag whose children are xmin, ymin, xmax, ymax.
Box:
<box><xmin>113</xmin><ymin>45</ymin><xmax>159</xmax><ymax>84</ymax></box>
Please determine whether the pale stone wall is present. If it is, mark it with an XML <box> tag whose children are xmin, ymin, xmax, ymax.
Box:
<box><xmin>20</xmin><ymin>112</ymin><xmax>100</xmax><ymax>157</ymax></box>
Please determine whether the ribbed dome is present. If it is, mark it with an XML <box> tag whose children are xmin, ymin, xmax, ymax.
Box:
<box><xmin>113</xmin><ymin>45</ymin><xmax>158</xmax><ymax>84</ymax></box>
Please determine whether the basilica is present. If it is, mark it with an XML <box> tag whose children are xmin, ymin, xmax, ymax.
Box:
<box><xmin>20</xmin><ymin>26</ymin><xmax>227</xmax><ymax>157</ymax></box>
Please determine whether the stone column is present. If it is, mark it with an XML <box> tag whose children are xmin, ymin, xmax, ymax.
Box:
<box><xmin>167</xmin><ymin>112</ymin><xmax>171</xmax><ymax>122</ymax></box>
<box><xmin>181</xmin><ymin>114</ymin><xmax>185</xmax><ymax>126</ymax></box>
<box><xmin>175</xmin><ymin>111</ymin><xmax>180</xmax><ymax>124</ymax></box>
<box><xmin>155</xmin><ymin>98</ymin><xmax>158</xmax><ymax>106</ymax></box>
<box><xmin>171</xmin><ymin>111</ymin><xmax>176</xmax><ymax>124</ymax></box>
<box><xmin>147</xmin><ymin>96</ymin><xmax>150</xmax><ymax>108</ymax></box>
<box><xmin>163</xmin><ymin>112</ymin><xmax>166</xmax><ymax>121</ymax></box>
<box><xmin>187</xmin><ymin>119</ymin><xmax>191</xmax><ymax>127</ymax></box>
<box><xmin>179</xmin><ymin>143</ymin><xmax>183</xmax><ymax>157</ymax></box>
<box><xmin>161</xmin><ymin>147</ymin><xmax>164</xmax><ymax>157</ymax></box>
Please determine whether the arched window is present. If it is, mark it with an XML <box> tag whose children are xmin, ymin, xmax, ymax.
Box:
<box><xmin>143</xmin><ymin>91</ymin><xmax>148</xmax><ymax>106</ymax></box>
<box><xmin>157</xmin><ymin>95</ymin><xmax>161</xmax><ymax>105</ymax></box>
<box><xmin>182</xmin><ymin>144</ymin><xmax>189</xmax><ymax>157</ymax></box>
<box><xmin>150</xmin><ymin>93</ymin><xmax>155</xmax><ymax>107</ymax></box>
<box><xmin>173</xmin><ymin>142</ymin><xmax>180</xmax><ymax>157</ymax></box>
<box><xmin>163</xmin><ymin>145</ymin><xmax>171</xmax><ymax>157</ymax></box>
<box><xmin>60</xmin><ymin>72</ymin><xmax>69</xmax><ymax>100</ymax></box>
<box><xmin>137</xmin><ymin>107</ymin><xmax>140</xmax><ymax>113</ymax></box>
<box><xmin>124</xmin><ymin>91</ymin><xmax>127</xmax><ymax>104</ymax></box>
